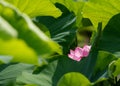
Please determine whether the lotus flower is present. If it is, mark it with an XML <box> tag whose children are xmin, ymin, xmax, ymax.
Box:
<box><xmin>68</xmin><ymin>45</ymin><xmax>91</xmax><ymax>61</ymax></box>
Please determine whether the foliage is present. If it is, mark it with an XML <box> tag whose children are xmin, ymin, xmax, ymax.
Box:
<box><xmin>0</xmin><ymin>0</ymin><xmax>120</xmax><ymax>86</ymax></box>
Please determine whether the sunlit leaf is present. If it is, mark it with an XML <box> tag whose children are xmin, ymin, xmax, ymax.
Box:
<box><xmin>0</xmin><ymin>39</ymin><xmax>38</xmax><ymax>64</ymax></box>
<box><xmin>57</xmin><ymin>72</ymin><xmax>91</xmax><ymax>86</ymax></box>
<box><xmin>5</xmin><ymin>0</ymin><xmax>62</xmax><ymax>18</ymax></box>
<box><xmin>0</xmin><ymin>1</ymin><xmax>62</xmax><ymax>57</ymax></box>
<box><xmin>0</xmin><ymin>16</ymin><xmax>17</xmax><ymax>40</ymax></box>
<box><xmin>83</xmin><ymin>0</ymin><xmax>120</xmax><ymax>29</ymax></box>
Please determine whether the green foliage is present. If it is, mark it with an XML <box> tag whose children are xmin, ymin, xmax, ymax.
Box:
<box><xmin>109</xmin><ymin>58</ymin><xmax>120</xmax><ymax>78</ymax></box>
<box><xmin>0</xmin><ymin>0</ymin><xmax>120</xmax><ymax>86</ymax></box>
<box><xmin>0</xmin><ymin>0</ymin><xmax>62</xmax><ymax>64</ymax></box>
<box><xmin>35</xmin><ymin>4</ymin><xmax>77</xmax><ymax>54</ymax></box>
<box><xmin>16</xmin><ymin>60</ymin><xmax>58</xmax><ymax>86</ymax></box>
<box><xmin>0</xmin><ymin>56</ymin><xmax>12</xmax><ymax>64</ymax></box>
<box><xmin>0</xmin><ymin>16</ymin><xmax>17</xmax><ymax>40</ymax></box>
<box><xmin>98</xmin><ymin>13</ymin><xmax>120</xmax><ymax>53</ymax></box>
<box><xmin>0</xmin><ymin>39</ymin><xmax>38</xmax><ymax>64</ymax></box>
<box><xmin>92</xmin><ymin>51</ymin><xmax>117</xmax><ymax>81</ymax></box>
<box><xmin>57</xmin><ymin>72</ymin><xmax>91</xmax><ymax>86</ymax></box>
<box><xmin>0</xmin><ymin>63</ymin><xmax>34</xmax><ymax>85</ymax></box>
<box><xmin>5</xmin><ymin>0</ymin><xmax>62</xmax><ymax>18</ymax></box>
<box><xmin>83</xmin><ymin>0</ymin><xmax>120</xmax><ymax>29</ymax></box>
<box><xmin>51</xmin><ymin>0</ymin><xmax>85</xmax><ymax>27</ymax></box>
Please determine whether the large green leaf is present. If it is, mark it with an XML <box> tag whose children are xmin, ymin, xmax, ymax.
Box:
<box><xmin>0</xmin><ymin>39</ymin><xmax>38</xmax><ymax>64</ymax></box>
<box><xmin>5</xmin><ymin>0</ymin><xmax>62</xmax><ymax>18</ymax></box>
<box><xmin>0</xmin><ymin>13</ymin><xmax>38</xmax><ymax>64</ymax></box>
<box><xmin>83</xmin><ymin>0</ymin><xmax>120</xmax><ymax>29</ymax></box>
<box><xmin>0</xmin><ymin>63</ymin><xmax>34</xmax><ymax>85</ymax></box>
<box><xmin>16</xmin><ymin>60</ymin><xmax>57</xmax><ymax>86</ymax></box>
<box><xmin>51</xmin><ymin>0</ymin><xmax>85</xmax><ymax>27</ymax></box>
<box><xmin>57</xmin><ymin>72</ymin><xmax>91</xmax><ymax>86</ymax></box>
<box><xmin>98</xmin><ymin>13</ymin><xmax>120</xmax><ymax>53</ymax></box>
<box><xmin>0</xmin><ymin>1</ymin><xmax>62</xmax><ymax>57</ymax></box>
<box><xmin>0</xmin><ymin>8</ymin><xmax>38</xmax><ymax>64</ymax></box>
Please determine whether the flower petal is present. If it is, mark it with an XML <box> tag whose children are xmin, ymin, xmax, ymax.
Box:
<box><xmin>74</xmin><ymin>47</ymin><xmax>83</xmax><ymax>58</ymax></box>
<box><xmin>68</xmin><ymin>54</ymin><xmax>82</xmax><ymax>61</ymax></box>
<box><xmin>83</xmin><ymin>45</ymin><xmax>91</xmax><ymax>50</ymax></box>
<box><xmin>83</xmin><ymin>45</ymin><xmax>91</xmax><ymax>57</ymax></box>
<box><xmin>68</xmin><ymin>54</ymin><xmax>74</xmax><ymax>59</ymax></box>
<box><xmin>68</xmin><ymin>45</ymin><xmax>91</xmax><ymax>61</ymax></box>
<box><xmin>70</xmin><ymin>49</ymin><xmax>75</xmax><ymax>55</ymax></box>
<box><xmin>74</xmin><ymin>56</ymin><xmax>82</xmax><ymax>61</ymax></box>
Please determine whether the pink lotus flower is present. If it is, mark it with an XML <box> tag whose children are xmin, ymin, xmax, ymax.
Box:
<box><xmin>68</xmin><ymin>45</ymin><xmax>91</xmax><ymax>61</ymax></box>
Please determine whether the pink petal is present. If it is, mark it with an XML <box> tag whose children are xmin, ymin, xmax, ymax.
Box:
<box><xmin>74</xmin><ymin>56</ymin><xmax>82</xmax><ymax>61</ymax></box>
<box><xmin>68</xmin><ymin>54</ymin><xmax>82</xmax><ymax>61</ymax></box>
<box><xmin>68</xmin><ymin>54</ymin><xmax>74</xmax><ymax>59</ymax></box>
<box><xmin>68</xmin><ymin>45</ymin><xmax>91</xmax><ymax>61</ymax></box>
<box><xmin>70</xmin><ymin>50</ymin><xmax>75</xmax><ymax>55</ymax></box>
<box><xmin>74</xmin><ymin>47</ymin><xmax>83</xmax><ymax>58</ymax></box>
<box><xmin>82</xmin><ymin>45</ymin><xmax>91</xmax><ymax>57</ymax></box>
<box><xmin>83</xmin><ymin>45</ymin><xmax>91</xmax><ymax>50</ymax></box>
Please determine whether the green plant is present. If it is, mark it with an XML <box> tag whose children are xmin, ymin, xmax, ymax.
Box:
<box><xmin>0</xmin><ymin>0</ymin><xmax>120</xmax><ymax>86</ymax></box>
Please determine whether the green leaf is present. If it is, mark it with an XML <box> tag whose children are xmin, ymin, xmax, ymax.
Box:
<box><xmin>0</xmin><ymin>55</ymin><xmax>12</xmax><ymax>64</ymax></box>
<box><xmin>0</xmin><ymin>39</ymin><xmax>38</xmax><ymax>64</ymax></box>
<box><xmin>16</xmin><ymin>56</ymin><xmax>91</xmax><ymax>86</ymax></box>
<box><xmin>0</xmin><ymin>1</ymin><xmax>62</xmax><ymax>56</ymax></box>
<box><xmin>57</xmin><ymin>72</ymin><xmax>91</xmax><ymax>86</ymax></box>
<box><xmin>51</xmin><ymin>0</ymin><xmax>84</xmax><ymax>27</ymax></box>
<box><xmin>108</xmin><ymin>58</ymin><xmax>120</xmax><ymax>78</ymax></box>
<box><xmin>92</xmin><ymin>78</ymin><xmax>110</xmax><ymax>86</ymax></box>
<box><xmin>0</xmin><ymin>5</ymin><xmax>38</xmax><ymax>64</ymax></box>
<box><xmin>33</xmin><ymin>22</ymin><xmax>51</xmax><ymax>37</ymax></box>
<box><xmin>98</xmin><ymin>13</ymin><xmax>120</xmax><ymax>53</ymax></box>
<box><xmin>92</xmin><ymin>51</ymin><xmax>117</xmax><ymax>81</ymax></box>
<box><xmin>0</xmin><ymin>63</ymin><xmax>34</xmax><ymax>84</ymax></box>
<box><xmin>24</xmin><ymin>85</ymin><xmax>38</xmax><ymax>86</ymax></box>
<box><xmin>5</xmin><ymin>0</ymin><xmax>62</xmax><ymax>18</ymax></box>
<box><xmin>83</xmin><ymin>0</ymin><xmax>120</xmax><ymax>29</ymax></box>
<box><xmin>0</xmin><ymin>16</ymin><xmax>17</xmax><ymax>40</ymax></box>
<box><xmin>35</xmin><ymin>5</ymin><xmax>77</xmax><ymax>54</ymax></box>
<box><xmin>17</xmin><ymin>72</ymin><xmax>51</xmax><ymax>86</ymax></box>
<box><xmin>16</xmin><ymin>60</ymin><xmax>57</xmax><ymax>86</ymax></box>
